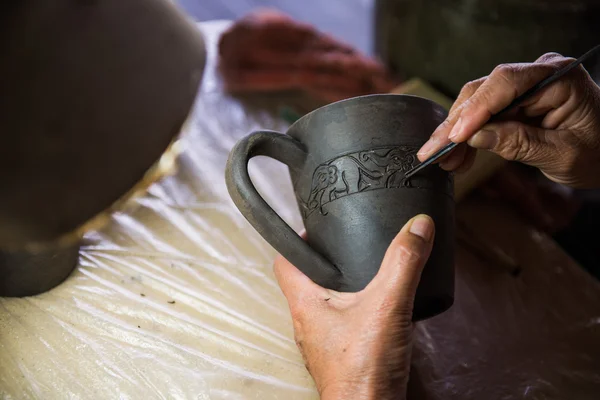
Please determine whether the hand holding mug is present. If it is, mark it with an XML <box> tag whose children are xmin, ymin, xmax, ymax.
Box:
<box><xmin>274</xmin><ymin>215</ymin><xmax>435</xmax><ymax>400</ymax></box>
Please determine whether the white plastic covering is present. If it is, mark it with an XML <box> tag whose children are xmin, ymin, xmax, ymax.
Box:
<box><xmin>2</xmin><ymin>21</ymin><xmax>599</xmax><ymax>400</ymax></box>
<box><xmin>0</xmin><ymin>21</ymin><xmax>316</xmax><ymax>400</ymax></box>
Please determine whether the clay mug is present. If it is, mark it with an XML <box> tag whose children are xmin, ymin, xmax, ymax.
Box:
<box><xmin>226</xmin><ymin>94</ymin><xmax>454</xmax><ymax>321</ymax></box>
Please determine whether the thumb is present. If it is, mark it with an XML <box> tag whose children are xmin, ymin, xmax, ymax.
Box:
<box><xmin>365</xmin><ymin>215</ymin><xmax>435</xmax><ymax>303</ymax></box>
<box><xmin>467</xmin><ymin>121</ymin><xmax>556</xmax><ymax>166</ymax></box>
<box><xmin>274</xmin><ymin>253</ymin><xmax>330</xmax><ymax>313</ymax></box>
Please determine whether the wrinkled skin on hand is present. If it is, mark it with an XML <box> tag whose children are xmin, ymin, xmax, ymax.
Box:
<box><xmin>418</xmin><ymin>53</ymin><xmax>600</xmax><ymax>189</ymax></box>
<box><xmin>273</xmin><ymin>215</ymin><xmax>435</xmax><ymax>400</ymax></box>
<box><xmin>218</xmin><ymin>9</ymin><xmax>399</xmax><ymax>103</ymax></box>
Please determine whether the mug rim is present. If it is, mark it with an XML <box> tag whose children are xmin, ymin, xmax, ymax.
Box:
<box><xmin>288</xmin><ymin>93</ymin><xmax>447</xmax><ymax>132</ymax></box>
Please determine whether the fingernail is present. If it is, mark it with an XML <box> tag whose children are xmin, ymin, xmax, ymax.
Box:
<box><xmin>409</xmin><ymin>215</ymin><xmax>434</xmax><ymax>242</ymax></box>
<box><xmin>417</xmin><ymin>138</ymin><xmax>437</xmax><ymax>156</ymax></box>
<box><xmin>468</xmin><ymin>130</ymin><xmax>498</xmax><ymax>149</ymax></box>
<box><xmin>448</xmin><ymin>117</ymin><xmax>463</xmax><ymax>140</ymax></box>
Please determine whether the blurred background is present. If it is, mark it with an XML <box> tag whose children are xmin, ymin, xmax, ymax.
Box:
<box><xmin>177</xmin><ymin>0</ymin><xmax>374</xmax><ymax>54</ymax></box>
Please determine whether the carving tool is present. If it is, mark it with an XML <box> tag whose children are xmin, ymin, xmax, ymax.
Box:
<box><xmin>404</xmin><ymin>44</ymin><xmax>600</xmax><ymax>180</ymax></box>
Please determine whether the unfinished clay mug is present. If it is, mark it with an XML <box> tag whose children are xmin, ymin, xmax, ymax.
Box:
<box><xmin>226</xmin><ymin>94</ymin><xmax>454</xmax><ymax>321</ymax></box>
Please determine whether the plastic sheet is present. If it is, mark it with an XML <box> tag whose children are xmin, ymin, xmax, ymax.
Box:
<box><xmin>2</xmin><ymin>20</ymin><xmax>599</xmax><ymax>400</ymax></box>
<box><xmin>0</xmin><ymin>20</ymin><xmax>316</xmax><ymax>400</ymax></box>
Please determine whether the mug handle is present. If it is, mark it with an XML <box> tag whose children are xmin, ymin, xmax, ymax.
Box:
<box><xmin>225</xmin><ymin>130</ymin><xmax>342</xmax><ymax>288</ymax></box>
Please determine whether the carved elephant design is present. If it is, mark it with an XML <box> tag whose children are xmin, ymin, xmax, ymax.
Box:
<box><xmin>302</xmin><ymin>157</ymin><xmax>374</xmax><ymax>215</ymax></box>
<box><xmin>358</xmin><ymin>147</ymin><xmax>416</xmax><ymax>188</ymax></box>
<box><xmin>302</xmin><ymin>165</ymin><xmax>338</xmax><ymax>213</ymax></box>
<box><xmin>300</xmin><ymin>146</ymin><xmax>417</xmax><ymax>217</ymax></box>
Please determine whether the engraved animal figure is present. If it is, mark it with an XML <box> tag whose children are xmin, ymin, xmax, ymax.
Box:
<box><xmin>358</xmin><ymin>147</ymin><xmax>416</xmax><ymax>188</ymax></box>
<box><xmin>302</xmin><ymin>156</ymin><xmax>380</xmax><ymax>216</ymax></box>
<box><xmin>300</xmin><ymin>146</ymin><xmax>417</xmax><ymax>217</ymax></box>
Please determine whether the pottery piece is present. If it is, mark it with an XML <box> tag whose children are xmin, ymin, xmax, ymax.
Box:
<box><xmin>0</xmin><ymin>0</ymin><xmax>206</xmax><ymax>295</ymax></box>
<box><xmin>226</xmin><ymin>94</ymin><xmax>454</xmax><ymax>321</ymax></box>
<box><xmin>0</xmin><ymin>245</ymin><xmax>80</xmax><ymax>297</ymax></box>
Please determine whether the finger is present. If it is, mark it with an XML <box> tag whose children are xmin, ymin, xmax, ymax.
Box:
<box><xmin>305</xmin><ymin>87</ymin><xmax>362</xmax><ymax>103</ymax></box>
<box><xmin>218</xmin><ymin>13</ymin><xmax>316</xmax><ymax>56</ymax></box>
<box><xmin>417</xmin><ymin>77</ymin><xmax>486</xmax><ymax>161</ymax></box>
<box><xmin>273</xmin><ymin>231</ymin><xmax>329</xmax><ymax>308</ymax></box>
<box><xmin>310</xmin><ymin>33</ymin><xmax>356</xmax><ymax>54</ymax></box>
<box><xmin>439</xmin><ymin>142</ymin><xmax>468</xmax><ymax>171</ymax></box>
<box><xmin>416</xmin><ymin>128</ymin><xmax>451</xmax><ymax>161</ymax></box>
<box><xmin>517</xmin><ymin>53</ymin><xmax>583</xmax><ymax>114</ymax></box>
<box><xmin>448</xmin><ymin>57</ymin><xmax>577</xmax><ymax>144</ymax></box>
<box><xmin>221</xmin><ymin>67</ymin><xmax>300</xmax><ymax>91</ymax></box>
<box><xmin>449</xmin><ymin>77</ymin><xmax>487</xmax><ymax>114</ymax></box>
<box><xmin>220</xmin><ymin>47</ymin><xmax>383</xmax><ymax>76</ymax></box>
<box><xmin>454</xmin><ymin>147</ymin><xmax>477</xmax><ymax>174</ymax></box>
<box><xmin>365</xmin><ymin>215</ymin><xmax>435</xmax><ymax>301</ymax></box>
<box><xmin>302</xmin><ymin>52</ymin><xmax>389</xmax><ymax>77</ymax></box>
<box><xmin>535</xmin><ymin>51</ymin><xmax>567</xmax><ymax>64</ymax></box>
<box><xmin>221</xmin><ymin>67</ymin><xmax>365</xmax><ymax>93</ymax></box>
<box><xmin>273</xmin><ymin>253</ymin><xmax>331</xmax><ymax>315</ymax></box>
<box><xmin>241</xmin><ymin>12</ymin><xmax>318</xmax><ymax>49</ymax></box>
<box><xmin>467</xmin><ymin>120</ymin><xmax>559</xmax><ymax>166</ymax></box>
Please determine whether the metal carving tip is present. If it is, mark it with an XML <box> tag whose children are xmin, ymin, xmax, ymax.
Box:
<box><xmin>405</xmin><ymin>142</ymin><xmax>458</xmax><ymax>179</ymax></box>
